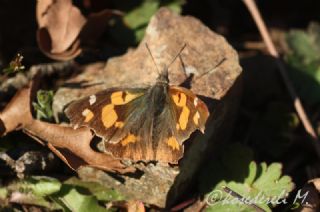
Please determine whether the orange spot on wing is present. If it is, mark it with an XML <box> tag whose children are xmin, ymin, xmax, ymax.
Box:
<box><xmin>121</xmin><ymin>134</ymin><xmax>139</xmax><ymax>146</ymax></box>
<box><xmin>167</xmin><ymin>136</ymin><xmax>180</xmax><ymax>150</ymax></box>
<box><xmin>111</xmin><ymin>91</ymin><xmax>124</xmax><ymax>105</ymax></box>
<box><xmin>179</xmin><ymin>106</ymin><xmax>190</xmax><ymax>130</ymax></box>
<box><xmin>111</xmin><ymin>91</ymin><xmax>142</xmax><ymax>105</ymax></box>
<box><xmin>172</xmin><ymin>94</ymin><xmax>179</xmax><ymax>105</ymax></box>
<box><xmin>172</xmin><ymin>92</ymin><xmax>187</xmax><ymax>107</ymax></box>
<box><xmin>101</xmin><ymin>104</ymin><xmax>117</xmax><ymax>128</ymax></box>
<box><xmin>82</xmin><ymin>108</ymin><xmax>94</xmax><ymax>122</ymax></box>
<box><xmin>125</xmin><ymin>92</ymin><xmax>142</xmax><ymax>102</ymax></box>
<box><xmin>172</xmin><ymin>92</ymin><xmax>190</xmax><ymax>130</ymax></box>
<box><xmin>115</xmin><ymin>121</ymin><xmax>124</xmax><ymax>128</ymax></box>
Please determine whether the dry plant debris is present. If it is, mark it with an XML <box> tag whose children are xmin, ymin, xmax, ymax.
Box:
<box><xmin>36</xmin><ymin>0</ymin><xmax>120</xmax><ymax>60</ymax></box>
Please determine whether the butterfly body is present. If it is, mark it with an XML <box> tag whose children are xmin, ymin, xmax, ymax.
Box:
<box><xmin>66</xmin><ymin>48</ymin><xmax>209</xmax><ymax>163</ymax></box>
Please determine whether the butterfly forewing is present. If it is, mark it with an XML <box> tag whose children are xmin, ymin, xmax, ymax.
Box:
<box><xmin>65</xmin><ymin>88</ymin><xmax>147</xmax><ymax>143</ymax></box>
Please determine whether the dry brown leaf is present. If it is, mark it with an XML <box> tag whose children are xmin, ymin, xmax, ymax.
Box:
<box><xmin>36</xmin><ymin>0</ymin><xmax>121</xmax><ymax>61</ymax></box>
<box><xmin>0</xmin><ymin>79</ymin><xmax>37</xmax><ymax>136</ymax></box>
<box><xmin>24</xmin><ymin>120</ymin><xmax>134</xmax><ymax>173</ymax></box>
<box><xmin>36</xmin><ymin>0</ymin><xmax>86</xmax><ymax>54</ymax></box>
<box><xmin>0</xmin><ymin>78</ymin><xmax>134</xmax><ymax>174</ymax></box>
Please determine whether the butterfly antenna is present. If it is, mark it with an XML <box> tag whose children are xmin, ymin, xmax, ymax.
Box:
<box><xmin>167</xmin><ymin>43</ymin><xmax>187</xmax><ymax>69</ymax></box>
<box><xmin>194</xmin><ymin>57</ymin><xmax>226</xmax><ymax>81</ymax></box>
<box><xmin>145</xmin><ymin>43</ymin><xmax>161</xmax><ymax>75</ymax></box>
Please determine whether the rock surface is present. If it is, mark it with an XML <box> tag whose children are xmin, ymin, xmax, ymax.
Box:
<box><xmin>53</xmin><ymin>7</ymin><xmax>242</xmax><ymax>208</ymax></box>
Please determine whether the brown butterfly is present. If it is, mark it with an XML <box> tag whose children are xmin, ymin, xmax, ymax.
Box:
<box><xmin>65</xmin><ymin>44</ymin><xmax>210</xmax><ymax>164</ymax></box>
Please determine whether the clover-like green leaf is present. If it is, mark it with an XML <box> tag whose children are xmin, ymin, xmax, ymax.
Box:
<box><xmin>253</xmin><ymin>163</ymin><xmax>292</xmax><ymax>199</ymax></box>
<box><xmin>199</xmin><ymin>143</ymin><xmax>295</xmax><ymax>212</ymax></box>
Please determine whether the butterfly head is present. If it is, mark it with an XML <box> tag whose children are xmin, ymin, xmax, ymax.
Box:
<box><xmin>156</xmin><ymin>66</ymin><xmax>169</xmax><ymax>84</ymax></box>
<box><xmin>145</xmin><ymin>43</ymin><xmax>187</xmax><ymax>85</ymax></box>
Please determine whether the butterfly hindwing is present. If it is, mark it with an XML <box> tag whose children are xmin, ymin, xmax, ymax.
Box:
<box><xmin>169</xmin><ymin>86</ymin><xmax>209</xmax><ymax>141</ymax></box>
<box><xmin>152</xmin><ymin>86</ymin><xmax>209</xmax><ymax>162</ymax></box>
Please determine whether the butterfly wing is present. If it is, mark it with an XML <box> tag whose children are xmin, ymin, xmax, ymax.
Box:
<box><xmin>65</xmin><ymin>88</ymin><xmax>147</xmax><ymax>143</ymax></box>
<box><xmin>152</xmin><ymin>86</ymin><xmax>209</xmax><ymax>162</ymax></box>
<box><xmin>104</xmin><ymin>85</ymin><xmax>209</xmax><ymax>163</ymax></box>
<box><xmin>169</xmin><ymin>86</ymin><xmax>209</xmax><ymax>141</ymax></box>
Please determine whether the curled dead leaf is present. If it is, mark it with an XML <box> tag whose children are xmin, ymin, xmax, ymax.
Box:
<box><xmin>24</xmin><ymin>120</ymin><xmax>134</xmax><ymax>173</ymax></box>
<box><xmin>36</xmin><ymin>0</ymin><xmax>86</xmax><ymax>56</ymax></box>
<box><xmin>37</xmin><ymin>29</ymin><xmax>82</xmax><ymax>61</ymax></box>
<box><xmin>0</xmin><ymin>79</ymin><xmax>37</xmax><ymax>136</ymax></box>
<box><xmin>36</xmin><ymin>0</ymin><xmax>121</xmax><ymax>61</ymax></box>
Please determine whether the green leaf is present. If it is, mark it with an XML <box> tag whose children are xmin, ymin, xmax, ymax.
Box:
<box><xmin>285</xmin><ymin>22</ymin><xmax>320</xmax><ymax>105</ymax></box>
<box><xmin>5</xmin><ymin>176</ymin><xmax>120</xmax><ymax>211</ymax></box>
<box><xmin>123</xmin><ymin>0</ymin><xmax>159</xmax><ymax>44</ymax></box>
<box><xmin>244</xmin><ymin>162</ymin><xmax>257</xmax><ymax>185</ymax></box>
<box><xmin>109</xmin><ymin>0</ymin><xmax>184</xmax><ymax>45</ymax></box>
<box><xmin>18</xmin><ymin>176</ymin><xmax>62</xmax><ymax>197</ymax></box>
<box><xmin>163</xmin><ymin>0</ymin><xmax>184</xmax><ymax>14</ymax></box>
<box><xmin>32</xmin><ymin>90</ymin><xmax>54</xmax><ymax>121</ymax></box>
<box><xmin>64</xmin><ymin>177</ymin><xmax>124</xmax><ymax>202</ymax></box>
<box><xmin>199</xmin><ymin>143</ymin><xmax>295</xmax><ymax>212</ymax></box>
<box><xmin>52</xmin><ymin>185</ymin><xmax>108</xmax><ymax>212</ymax></box>
<box><xmin>124</xmin><ymin>1</ymin><xmax>159</xmax><ymax>29</ymax></box>
<box><xmin>0</xmin><ymin>187</ymin><xmax>8</xmax><ymax>199</ymax></box>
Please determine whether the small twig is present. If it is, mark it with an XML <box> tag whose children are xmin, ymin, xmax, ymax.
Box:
<box><xmin>222</xmin><ymin>186</ymin><xmax>266</xmax><ymax>212</ymax></box>
<box><xmin>242</xmin><ymin>0</ymin><xmax>320</xmax><ymax>158</ymax></box>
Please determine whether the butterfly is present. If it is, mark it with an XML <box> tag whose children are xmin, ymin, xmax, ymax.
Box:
<box><xmin>65</xmin><ymin>44</ymin><xmax>210</xmax><ymax>164</ymax></box>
